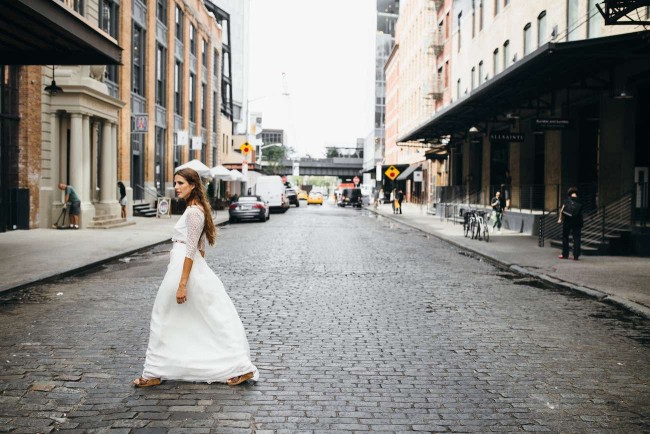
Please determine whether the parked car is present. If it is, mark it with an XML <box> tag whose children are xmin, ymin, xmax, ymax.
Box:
<box><xmin>285</xmin><ymin>188</ymin><xmax>300</xmax><ymax>207</ymax></box>
<box><xmin>338</xmin><ymin>188</ymin><xmax>363</xmax><ymax>208</ymax></box>
<box><xmin>255</xmin><ymin>175</ymin><xmax>289</xmax><ymax>213</ymax></box>
<box><xmin>307</xmin><ymin>191</ymin><xmax>323</xmax><ymax>205</ymax></box>
<box><xmin>228</xmin><ymin>195</ymin><xmax>269</xmax><ymax>223</ymax></box>
<box><xmin>297</xmin><ymin>190</ymin><xmax>309</xmax><ymax>201</ymax></box>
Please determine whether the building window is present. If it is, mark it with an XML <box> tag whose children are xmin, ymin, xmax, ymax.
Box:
<box><xmin>472</xmin><ymin>0</ymin><xmax>476</xmax><ymax>38</ymax></box>
<box><xmin>189</xmin><ymin>73</ymin><xmax>195</xmax><ymax>122</ymax></box>
<box><xmin>504</xmin><ymin>0</ymin><xmax>509</xmax><ymax>5</ymax></box>
<box><xmin>100</xmin><ymin>0</ymin><xmax>119</xmax><ymax>38</ymax></box>
<box><xmin>156</xmin><ymin>44</ymin><xmax>166</xmax><ymax>107</ymax></box>
<box><xmin>523</xmin><ymin>22</ymin><xmax>532</xmax><ymax>56</ymax></box>
<box><xmin>479</xmin><ymin>0</ymin><xmax>484</xmax><ymax>31</ymax></box>
<box><xmin>503</xmin><ymin>40</ymin><xmax>510</xmax><ymax>70</ymax></box>
<box><xmin>73</xmin><ymin>0</ymin><xmax>85</xmax><ymax>16</ymax></box>
<box><xmin>471</xmin><ymin>66</ymin><xmax>476</xmax><ymax>90</ymax></box>
<box><xmin>201</xmin><ymin>83</ymin><xmax>206</xmax><ymax>125</ymax></box>
<box><xmin>587</xmin><ymin>0</ymin><xmax>601</xmax><ymax>38</ymax></box>
<box><xmin>537</xmin><ymin>11</ymin><xmax>547</xmax><ymax>47</ymax></box>
<box><xmin>202</xmin><ymin>39</ymin><xmax>207</xmax><ymax>67</ymax></box>
<box><xmin>213</xmin><ymin>90</ymin><xmax>217</xmax><ymax>131</ymax></box>
<box><xmin>494</xmin><ymin>0</ymin><xmax>500</xmax><ymax>15</ymax></box>
<box><xmin>175</xmin><ymin>6</ymin><xmax>184</xmax><ymax>41</ymax></box>
<box><xmin>567</xmin><ymin>0</ymin><xmax>579</xmax><ymax>41</ymax></box>
<box><xmin>478</xmin><ymin>61</ymin><xmax>484</xmax><ymax>85</ymax></box>
<box><xmin>174</xmin><ymin>61</ymin><xmax>183</xmax><ymax>115</ymax></box>
<box><xmin>493</xmin><ymin>48</ymin><xmax>499</xmax><ymax>76</ymax></box>
<box><xmin>189</xmin><ymin>24</ymin><xmax>196</xmax><ymax>55</ymax></box>
<box><xmin>457</xmin><ymin>12</ymin><xmax>462</xmax><ymax>51</ymax></box>
<box><xmin>213</xmin><ymin>49</ymin><xmax>219</xmax><ymax>76</ymax></box>
<box><xmin>456</xmin><ymin>78</ymin><xmax>461</xmax><ymax>100</ymax></box>
<box><xmin>132</xmin><ymin>23</ymin><xmax>145</xmax><ymax>96</ymax></box>
<box><xmin>100</xmin><ymin>0</ymin><xmax>119</xmax><ymax>84</ymax></box>
<box><xmin>157</xmin><ymin>0</ymin><xmax>167</xmax><ymax>24</ymax></box>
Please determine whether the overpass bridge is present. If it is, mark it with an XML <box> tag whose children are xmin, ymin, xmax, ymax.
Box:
<box><xmin>260</xmin><ymin>157</ymin><xmax>364</xmax><ymax>178</ymax></box>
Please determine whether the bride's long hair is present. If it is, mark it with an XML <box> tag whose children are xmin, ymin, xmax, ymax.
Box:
<box><xmin>175</xmin><ymin>168</ymin><xmax>216</xmax><ymax>246</ymax></box>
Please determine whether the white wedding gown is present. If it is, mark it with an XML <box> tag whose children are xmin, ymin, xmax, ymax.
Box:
<box><xmin>141</xmin><ymin>205</ymin><xmax>259</xmax><ymax>383</ymax></box>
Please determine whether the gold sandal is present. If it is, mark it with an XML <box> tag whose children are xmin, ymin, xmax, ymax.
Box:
<box><xmin>226</xmin><ymin>372</ymin><xmax>254</xmax><ymax>386</ymax></box>
<box><xmin>133</xmin><ymin>377</ymin><xmax>161</xmax><ymax>388</ymax></box>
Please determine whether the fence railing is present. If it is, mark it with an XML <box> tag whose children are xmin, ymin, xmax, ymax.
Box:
<box><xmin>538</xmin><ymin>183</ymin><xmax>649</xmax><ymax>249</ymax></box>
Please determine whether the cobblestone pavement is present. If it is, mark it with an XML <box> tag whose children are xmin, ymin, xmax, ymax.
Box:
<box><xmin>1</xmin><ymin>203</ymin><xmax>649</xmax><ymax>433</ymax></box>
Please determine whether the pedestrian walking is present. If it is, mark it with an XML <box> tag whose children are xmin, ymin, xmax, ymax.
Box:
<box><xmin>490</xmin><ymin>190</ymin><xmax>505</xmax><ymax>233</ymax></box>
<box><xmin>558</xmin><ymin>186</ymin><xmax>584</xmax><ymax>260</ymax></box>
<box><xmin>379</xmin><ymin>188</ymin><xmax>384</xmax><ymax>204</ymax></box>
<box><xmin>396</xmin><ymin>189</ymin><xmax>404</xmax><ymax>214</ymax></box>
<box><xmin>117</xmin><ymin>181</ymin><xmax>127</xmax><ymax>220</ymax></box>
<box><xmin>133</xmin><ymin>168</ymin><xmax>258</xmax><ymax>388</ymax></box>
<box><xmin>58</xmin><ymin>183</ymin><xmax>81</xmax><ymax>229</ymax></box>
<box><xmin>390</xmin><ymin>189</ymin><xmax>396</xmax><ymax>213</ymax></box>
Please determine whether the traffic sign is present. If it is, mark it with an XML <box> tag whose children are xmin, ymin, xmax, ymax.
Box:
<box><xmin>385</xmin><ymin>165</ymin><xmax>400</xmax><ymax>181</ymax></box>
<box><xmin>240</xmin><ymin>142</ymin><xmax>252</xmax><ymax>154</ymax></box>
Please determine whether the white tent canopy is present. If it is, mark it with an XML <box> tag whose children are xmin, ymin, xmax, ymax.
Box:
<box><xmin>174</xmin><ymin>159</ymin><xmax>211</xmax><ymax>177</ymax></box>
<box><xmin>210</xmin><ymin>165</ymin><xmax>232</xmax><ymax>178</ymax></box>
<box><xmin>229</xmin><ymin>169</ymin><xmax>243</xmax><ymax>181</ymax></box>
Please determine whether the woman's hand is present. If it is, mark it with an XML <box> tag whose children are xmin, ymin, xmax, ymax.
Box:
<box><xmin>176</xmin><ymin>284</ymin><xmax>187</xmax><ymax>304</ymax></box>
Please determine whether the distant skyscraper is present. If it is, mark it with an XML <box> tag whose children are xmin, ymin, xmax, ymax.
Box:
<box><xmin>207</xmin><ymin>0</ymin><xmax>250</xmax><ymax>135</ymax></box>
<box><xmin>364</xmin><ymin>0</ymin><xmax>399</xmax><ymax>176</ymax></box>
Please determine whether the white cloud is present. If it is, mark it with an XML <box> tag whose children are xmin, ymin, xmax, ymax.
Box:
<box><xmin>249</xmin><ymin>0</ymin><xmax>376</xmax><ymax>157</ymax></box>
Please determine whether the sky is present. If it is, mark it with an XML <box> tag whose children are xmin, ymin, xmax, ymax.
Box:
<box><xmin>248</xmin><ymin>0</ymin><xmax>377</xmax><ymax>158</ymax></box>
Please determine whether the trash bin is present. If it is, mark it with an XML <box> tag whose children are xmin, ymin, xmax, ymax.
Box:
<box><xmin>8</xmin><ymin>188</ymin><xmax>29</xmax><ymax>230</ymax></box>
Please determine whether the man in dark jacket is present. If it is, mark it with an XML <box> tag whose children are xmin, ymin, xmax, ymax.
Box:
<box><xmin>396</xmin><ymin>189</ymin><xmax>404</xmax><ymax>214</ymax></box>
<box><xmin>560</xmin><ymin>186</ymin><xmax>584</xmax><ymax>260</ymax></box>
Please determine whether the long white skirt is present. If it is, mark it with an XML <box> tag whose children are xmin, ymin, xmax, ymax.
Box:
<box><xmin>142</xmin><ymin>243</ymin><xmax>259</xmax><ymax>383</ymax></box>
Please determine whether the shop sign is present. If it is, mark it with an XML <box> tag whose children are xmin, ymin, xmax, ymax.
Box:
<box><xmin>489</xmin><ymin>132</ymin><xmax>525</xmax><ymax>142</ymax></box>
<box><xmin>534</xmin><ymin>118</ymin><xmax>572</xmax><ymax>130</ymax></box>
<box><xmin>413</xmin><ymin>171</ymin><xmax>423</xmax><ymax>182</ymax></box>
<box><xmin>157</xmin><ymin>197</ymin><xmax>171</xmax><ymax>218</ymax></box>
<box><xmin>131</xmin><ymin>114</ymin><xmax>148</xmax><ymax>133</ymax></box>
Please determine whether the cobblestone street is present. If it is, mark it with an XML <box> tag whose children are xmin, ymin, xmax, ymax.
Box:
<box><xmin>1</xmin><ymin>204</ymin><xmax>649</xmax><ymax>433</ymax></box>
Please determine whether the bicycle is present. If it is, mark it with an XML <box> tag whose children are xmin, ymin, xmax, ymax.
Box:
<box><xmin>473</xmin><ymin>210</ymin><xmax>490</xmax><ymax>242</ymax></box>
<box><xmin>462</xmin><ymin>209</ymin><xmax>477</xmax><ymax>238</ymax></box>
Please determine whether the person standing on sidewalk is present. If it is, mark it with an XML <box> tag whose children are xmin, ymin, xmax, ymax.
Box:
<box><xmin>559</xmin><ymin>186</ymin><xmax>584</xmax><ymax>260</ymax></box>
<box><xmin>58</xmin><ymin>183</ymin><xmax>80</xmax><ymax>229</ymax></box>
<box><xmin>133</xmin><ymin>168</ymin><xmax>258</xmax><ymax>388</ymax></box>
<box><xmin>390</xmin><ymin>189</ymin><xmax>396</xmax><ymax>213</ymax></box>
<box><xmin>396</xmin><ymin>189</ymin><xmax>404</xmax><ymax>214</ymax></box>
<box><xmin>491</xmin><ymin>190</ymin><xmax>505</xmax><ymax>233</ymax></box>
<box><xmin>117</xmin><ymin>181</ymin><xmax>127</xmax><ymax>220</ymax></box>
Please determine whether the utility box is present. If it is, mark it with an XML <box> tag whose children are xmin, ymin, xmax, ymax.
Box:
<box><xmin>8</xmin><ymin>188</ymin><xmax>29</xmax><ymax>230</ymax></box>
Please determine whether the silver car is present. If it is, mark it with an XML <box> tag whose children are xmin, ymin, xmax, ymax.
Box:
<box><xmin>228</xmin><ymin>196</ymin><xmax>270</xmax><ymax>223</ymax></box>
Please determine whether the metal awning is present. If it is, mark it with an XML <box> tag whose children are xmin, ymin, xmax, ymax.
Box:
<box><xmin>396</xmin><ymin>162</ymin><xmax>423</xmax><ymax>181</ymax></box>
<box><xmin>399</xmin><ymin>30</ymin><xmax>650</xmax><ymax>142</ymax></box>
<box><xmin>0</xmin><ymin>0</ymin><xmax>122</xmax><ymax>65</ymax></box>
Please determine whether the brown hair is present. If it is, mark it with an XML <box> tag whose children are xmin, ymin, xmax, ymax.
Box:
<box><xmin>175</xmin><ymin>168</ymin><xmax>216</xmax><ymax>246</ymax></box>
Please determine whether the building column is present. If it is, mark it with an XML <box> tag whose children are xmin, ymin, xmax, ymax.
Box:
<box><xmin>111</xmin><ymin>122</ymin><xmax>119</xmax><ymax>201</ymax></box>
<box><xmin>69</xmin><ymin>113</ymin><xmax>84</xmax><ymax>200</ymax></box>
<box><xmin>82</xmin><ymin>115</ymin><xmax>91</xmax><ymax>204</ymax></box>
<box><xmin>59</xmin><ymin>115</ymin><xmax>68</xmax><ymax>192</ymax></box>
<box><xmin>100</xmin><ymin>120</ymin><xmax>113</xmax><ymax>203</ymax></box>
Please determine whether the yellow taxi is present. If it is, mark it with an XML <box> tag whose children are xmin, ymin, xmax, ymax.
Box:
<box><xmin>307</xmin><ymin>191</ymin><xmax>323</xmax><ymax>205</ymax></box>
<box><xmin>297</xmin><ymin>189</ymin><xmax>309</xmax><ymax>201</ymax></box>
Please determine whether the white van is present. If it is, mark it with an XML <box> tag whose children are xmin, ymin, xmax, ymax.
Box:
<box><xmin>255</xmin><ymin>175</ymin><xmax>290</xmax><ymax>213</ymax></box>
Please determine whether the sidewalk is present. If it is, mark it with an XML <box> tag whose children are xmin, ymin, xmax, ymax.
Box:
<box><xmin>371</xmin><ymin>202</ymin><xmax>650</xmax><ymax>318</ymax></box>
<box><xmin>0</xmin><ymin>212</ymin><xmax>229</xmax><ymax>294</ymax></box>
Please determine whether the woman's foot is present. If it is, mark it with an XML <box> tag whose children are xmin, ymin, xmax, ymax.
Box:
<box><xmin>226</xmin><ymin>372</ymin><xmax>254</xmax><ymax>386</ymax></box>
<box><xmin>133</xmin><ymin>377</ymin><xmax>161</xmax><ymax>388</ymax></box>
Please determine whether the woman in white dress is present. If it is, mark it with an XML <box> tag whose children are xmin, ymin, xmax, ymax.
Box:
<box><xmin>133</xmin><ymin>168</ymin><xmax>258</xmax><ymax>387</ymax></box>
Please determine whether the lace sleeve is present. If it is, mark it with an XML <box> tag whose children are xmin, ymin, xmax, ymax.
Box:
<box><xmin>185</xmin><ymin>207</ymin><xmax>205</xmax><ymax>259</ymax></box>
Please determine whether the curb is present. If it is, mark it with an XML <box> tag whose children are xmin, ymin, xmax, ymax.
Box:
<box><xmin>1</xmin><ymin>218</ymin><xmax>230</xmax><ymax>297</ymax></box>
<box><xmin>368</xmin><ymin>207</ymin><xmax>650</xmax><ymax>320</ymax></box>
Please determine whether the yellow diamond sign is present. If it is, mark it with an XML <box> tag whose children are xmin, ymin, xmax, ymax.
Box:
<box><xmin>240</xmin><ymin>142</ymin><xmax>252</xmax><ymax>154</ymax></box>
<box><xmin>385</xmin><ymin>165</ymin><xmax>400</xmax><ymax>181</ymax></box>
